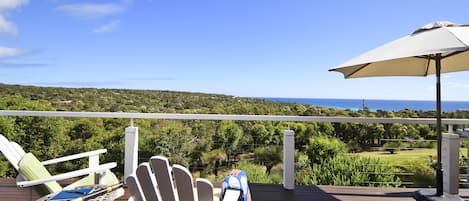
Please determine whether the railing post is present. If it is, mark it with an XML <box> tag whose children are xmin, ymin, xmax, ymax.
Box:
<box><xmin>465</xmin><ymin>134</ymin><xmax>469</xmax><ymax>187</ymax></box>
<box><xmin>442</xmin><ymin>133</ymin><xmax>459</xmax><ymax>195</ymax></box>
<box><xmin>124</xmin><ymin>119</ymin><xmax>139</xmax><ymax>181</ymax></box>
<box><xmin>461</xmin><ymin>133</ymin><xmax>469</xmax><ymax>187</ymax></box>
<box><xmin>283</xmin><ymin>129</ymin><xmax>295</xmax><ymax>190</ymax></box>
<box><xmin>448</xmin><ymin>124</ymin><xmax>453</xmax><ymax>134</ymax></box>
<box><xmin>89</xmin><ymin>154</ymin><xmax>100</xmax><ymax>184</ymax></box>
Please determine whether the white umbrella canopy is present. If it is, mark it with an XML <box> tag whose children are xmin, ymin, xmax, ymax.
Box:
<box><xmin>330</xmin><ymin>21</ymin><xmax>469</xmax><ymax>78</ymax></box>
<box><xmin>329</xmin><ymin>21</ymin><xmax>469</xmax><ymax>197</ymax></box>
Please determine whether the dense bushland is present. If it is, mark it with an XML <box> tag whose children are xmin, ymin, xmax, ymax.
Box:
<box><xmin>0</xmin><ymin>84</ymin><xmax>467</xmax><ymax>186</ymax></box>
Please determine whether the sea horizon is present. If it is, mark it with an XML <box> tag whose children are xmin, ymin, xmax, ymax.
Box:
<box><xmin>262</xmin><ymin>97</ymin><xmax>469</xmax><ymax>112</ymax></box>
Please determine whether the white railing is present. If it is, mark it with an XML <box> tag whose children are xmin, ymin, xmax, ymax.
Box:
<box><xmin>2</xmin><ymin>110</ymin><xmax>469</xmax><ymax>124</ymax></box>
<box><xmin>2</xmin><ymin>110</ymin><xmax>469</xmax><ymax>189</ymax></box>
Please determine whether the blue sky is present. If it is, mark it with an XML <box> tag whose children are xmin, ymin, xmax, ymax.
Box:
<box><xmin>2</xmin><ymin>0</ymin><xmax>469</xmax><ymax>100</ymax></box>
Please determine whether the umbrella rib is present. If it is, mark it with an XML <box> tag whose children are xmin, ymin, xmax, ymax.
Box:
<box><xmin>414</xmin><ymin>55</ymin><xmax>432</xmax><ymax>76</ymax></box>
<box><xmin>346</xmin><ymin>63</ymin><xmax>370</xmax><ymax>78</ymax></box>
<box><xmin>422</xmin><ymin>50</ymin><xmax>467</xmax><ymax>76</ymax></box>
<box><xmin>424</xmin><ymin>57</ymin><xmax>431</xmax><ymax>76</ymax></box>
<box><xmin>415</xmin><ymin>55</ymin><xmax>430</xmax><ymax>59</ymax></box>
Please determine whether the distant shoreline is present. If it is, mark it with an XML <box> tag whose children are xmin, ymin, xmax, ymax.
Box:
<box><xmin>262</xmin><ymin>97</ymin><xmax>469</xmax><ymax>112</ymax></box>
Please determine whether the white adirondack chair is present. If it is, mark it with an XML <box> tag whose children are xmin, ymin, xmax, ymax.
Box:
<box><xmin>0</xmin><ymin>134</ymin><xmax>124</xmax><ymax>199</ymax></box>
<box><xmin>126</xmin><ymin>156</ymin><xmax>220</xmax><ymax>201</ymax></box>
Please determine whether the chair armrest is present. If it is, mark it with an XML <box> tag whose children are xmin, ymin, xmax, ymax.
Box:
<box><xmin>17</xmin><ymin>162</ymin><xmax>116</xmax><ymax>187</ymax></box>
<box><xmin>41</xmin><ymin>149</ymin><xmax>107</xmax><ymax>165</ymax></box>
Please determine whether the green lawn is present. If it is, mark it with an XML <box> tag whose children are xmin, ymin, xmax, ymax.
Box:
<box><xmin>356</xmin><ymin>149</ymin><xmax>436</xmax><ymax>164</ymax></box>
<box><xmin>355</xmin><ymin>148</ymin><xmax>468</xmax><ymax>164</ymax></box>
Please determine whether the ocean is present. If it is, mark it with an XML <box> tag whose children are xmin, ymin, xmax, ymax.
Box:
<box><xmin>264</xmin><ymin>98</ymin><xmax>469</xmax><ymax>112</ymax></box>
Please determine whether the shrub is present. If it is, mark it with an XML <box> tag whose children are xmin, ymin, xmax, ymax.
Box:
<box><xmin>295</xmin><ymin>152</ymin><xmax>314</xmax><ymax>185</ymax></box>
<box><xmin>409</xmin><ymin>140</ymin><xmax>435</xmax><ymax>149</ymax></box>
<box><xmin>232</xmin><ymin>161</ymin><xmax>282</xmax><ymax>184</ymax></box>
<box><xmin>396</xmin><ymin>160</ymin><xmax>435</xmax><ymax>187</ymax></box>
<box><xmin>254</xmin><ymin>146</ymin><xmax>282</xmax><ymax>175</ymax></box>
<box><xmin>347</xmin><ymin>141</ymin><xmax>363</xmax><ymax>153</ymax></box>
<box><xmin>383</xmin><ymin>141</ymin><xmax>402</xmax><ymax>154</ymax></box>
<box><xmin>201</xmin><ymin>148</ymin><xmax>227</xmax><ymax>177</ymax></box>
<box><xmin>306</xmin><ymin>136</ymin><xmax>347</xmax><ymax>165</ymax></box>
<box><xmin>300</xmin><ymin>154</ymin><xmax>401</xmax><ymax>187</ymax></box>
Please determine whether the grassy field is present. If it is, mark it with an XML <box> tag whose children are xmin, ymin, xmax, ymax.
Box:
<box><xmin>355</xmin><ymin>148</ymin><xmax>467</xmax><ymax>164</ymax></box>
<box><xmin>356</xmin><ymin>149</ymin><xmax>435</xmax><ymax>164</ymax></box>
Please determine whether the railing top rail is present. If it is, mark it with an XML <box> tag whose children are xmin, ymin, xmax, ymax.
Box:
<box><xmin>1</xmin><ymin>110</ymin><xmax>469</xmax><ymax>125</ymax></box>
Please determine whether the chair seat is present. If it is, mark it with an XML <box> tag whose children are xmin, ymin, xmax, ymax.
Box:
<box><xmin>64</xmin><ymin>170</ymin><xmax>119</xmax><ymax>190</ymax></box>
<box><xmin>64</xmin><ymin>170</ymin><xmax>125</xmax><ymax>200</ymax></box>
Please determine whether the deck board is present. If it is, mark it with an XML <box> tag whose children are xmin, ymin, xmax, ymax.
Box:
<box><xmin>320</xmin><ymin>185</ymin><xmax>418</xmax><ymax>201</ymax></box>
<box><xmin>2</xmin><ymin>178</ymin><xmax>469</xmax><ymax>201</ymax></box>
<box><xmin>251</xmin><ymin>184</ymin><xmax>340</xmax><ymax>201</ymax></box>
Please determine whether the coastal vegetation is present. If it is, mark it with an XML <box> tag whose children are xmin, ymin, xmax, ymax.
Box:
<box><xmin>0</xmin><ymin>83</ymin><xmax>468</xmax><ymax>187</ymax></box>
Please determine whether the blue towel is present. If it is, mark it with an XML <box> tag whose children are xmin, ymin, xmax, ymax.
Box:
<box><xmin>221</xmin><ymin>169</ymin><xmax>251</xmax><ymax>201</ymax></box>
<box><xmin>50</xmin><ymin>187</ymin><xmax>93</xmax><ymax>200</ymax></box>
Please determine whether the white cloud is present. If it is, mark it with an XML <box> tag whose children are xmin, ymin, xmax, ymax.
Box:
<box><xmin>0</xmin><ymin>0</ymin><xmax>29</xmax><ymax>10</ymax></box>
<box><xmin>0</xmin><ymin>15</ymin><xmax>16</xmax><ymax>35</ymax></box>
<box><xmin>93</xmin><ymin>20</ymin><xmax>120</xmax><ymax>33</ymax></box>
<box><xmin>0</xmin><ymin>0</ymin><xmax>29</xmax><ymax>36</ymax></box>
<box><xmin>0</xmin><ymin>46</ymin><xmax>28</xmax><ymax>58</ymax></box>
<box><xmin>56</xmin><ymin>3</ymin><xmax>125</xmax><ymax>18</ymax></box>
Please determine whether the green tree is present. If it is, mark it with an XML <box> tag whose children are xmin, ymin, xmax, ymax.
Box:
<box><xmin>383</xmin><ymin>141</ymin><xmax>402</xmax><ymax>154</ymax></box>
<box><xmin>213</xmin><ymin>120</ymin><xmax>243</xmax><ymax>165</ymax></box>
<box><xmin>254</xmin><ymin>146</ymin><xmax>282</xmax><ymax>175</ymax></box>
<box><xmin>290</xmin><ymin>123</ymin><xmax>307</xmax><ymax>150</ymax></box>
<box><xmin>0</xmin><ymin>96</ymin><xmax>69</xmax><ymax>175</ymax></box>
<box><xmin>250</xmin><ymin>124</ymin><xmax>272</xmax><ymax>145</ymax></box>
<box><xmin>306</xmin><ymin>135</ymin><xmax>347</xmax><ymax>165</ymax></box>
<box><xmin>188</xmin><ymin>121</ymin><xmax>215</xmax><ymax>170</ymax></box>
<box><xmin>202</xmin><ymin>148</ymin><xmax>227</xmax><ymax>177</ymax></box>
<box><xmin>390</xmin><ymin>123</ymin><xmax>419</xmax><ymax>139</ymax></box>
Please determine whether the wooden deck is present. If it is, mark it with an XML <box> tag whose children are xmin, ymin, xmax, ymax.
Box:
<box><xmin>251</xmin><ymin>184</ymin><xmax>418</xmax><ymax>201</ymax></box>
<box><xmin>3</xmin><ymin>178</ymin><xmax>469</xmax><ymax>201</ymax></box>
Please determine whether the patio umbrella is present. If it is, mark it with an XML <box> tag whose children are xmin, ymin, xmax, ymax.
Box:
<box><xmin>329</xmin><ymin>21</ymin><xmax>469</xmax><ymax>196</ymax></box>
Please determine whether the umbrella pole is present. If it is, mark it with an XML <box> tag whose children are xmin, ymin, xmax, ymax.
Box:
<box><xmin>435</xmin><ymin>53</ymin><xmax>443</xmax><ymax>196</ymax></box>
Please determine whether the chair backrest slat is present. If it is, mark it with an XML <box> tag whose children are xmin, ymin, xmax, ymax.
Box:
<box><xmin>150</xmin><ymin>156</ymin><xmax>177</xmax><ymax>201</ymax></box>
<box><xmin>126</xmin><ymin>174</ymin><xmax>146</xmax><ymax>201</ymax></box>
<box><xmin>173</xmin><ymin>164</ymin><xmax>195</xmax><ymax>201</ymax></box>
<box><xmin>196</xmin><ymin>178</ymin><xmax>214</xmax><ymax>201</ymax></box>
<box><xmin>126</xmin><ymin>156</ymin><xmax>217</xmax><ymax>201</ymax></box>
<box><xmin>11</xmin><ymin>142</ymin><xmax>26</xmax><ymax>156</ymax></box>
<box><xmin>136</xmin><ymin>163</ymin><xmax>161</xmax><ymax>201</ymax></box>
<box><xmin>0</xmin><ymin>134</ymin><xmax>21</xmax><ymax>170</ymax></box>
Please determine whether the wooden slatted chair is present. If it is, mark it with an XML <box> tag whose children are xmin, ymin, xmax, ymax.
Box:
<box><xmin>126</xmin><ymin>156</ymin><xmax>220</xmax><ymax>201</ymax></box>
<box><xmin>0</xmin><ymin>134</ymin><xmax>124</xmax><ymax>200</ymax></box>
